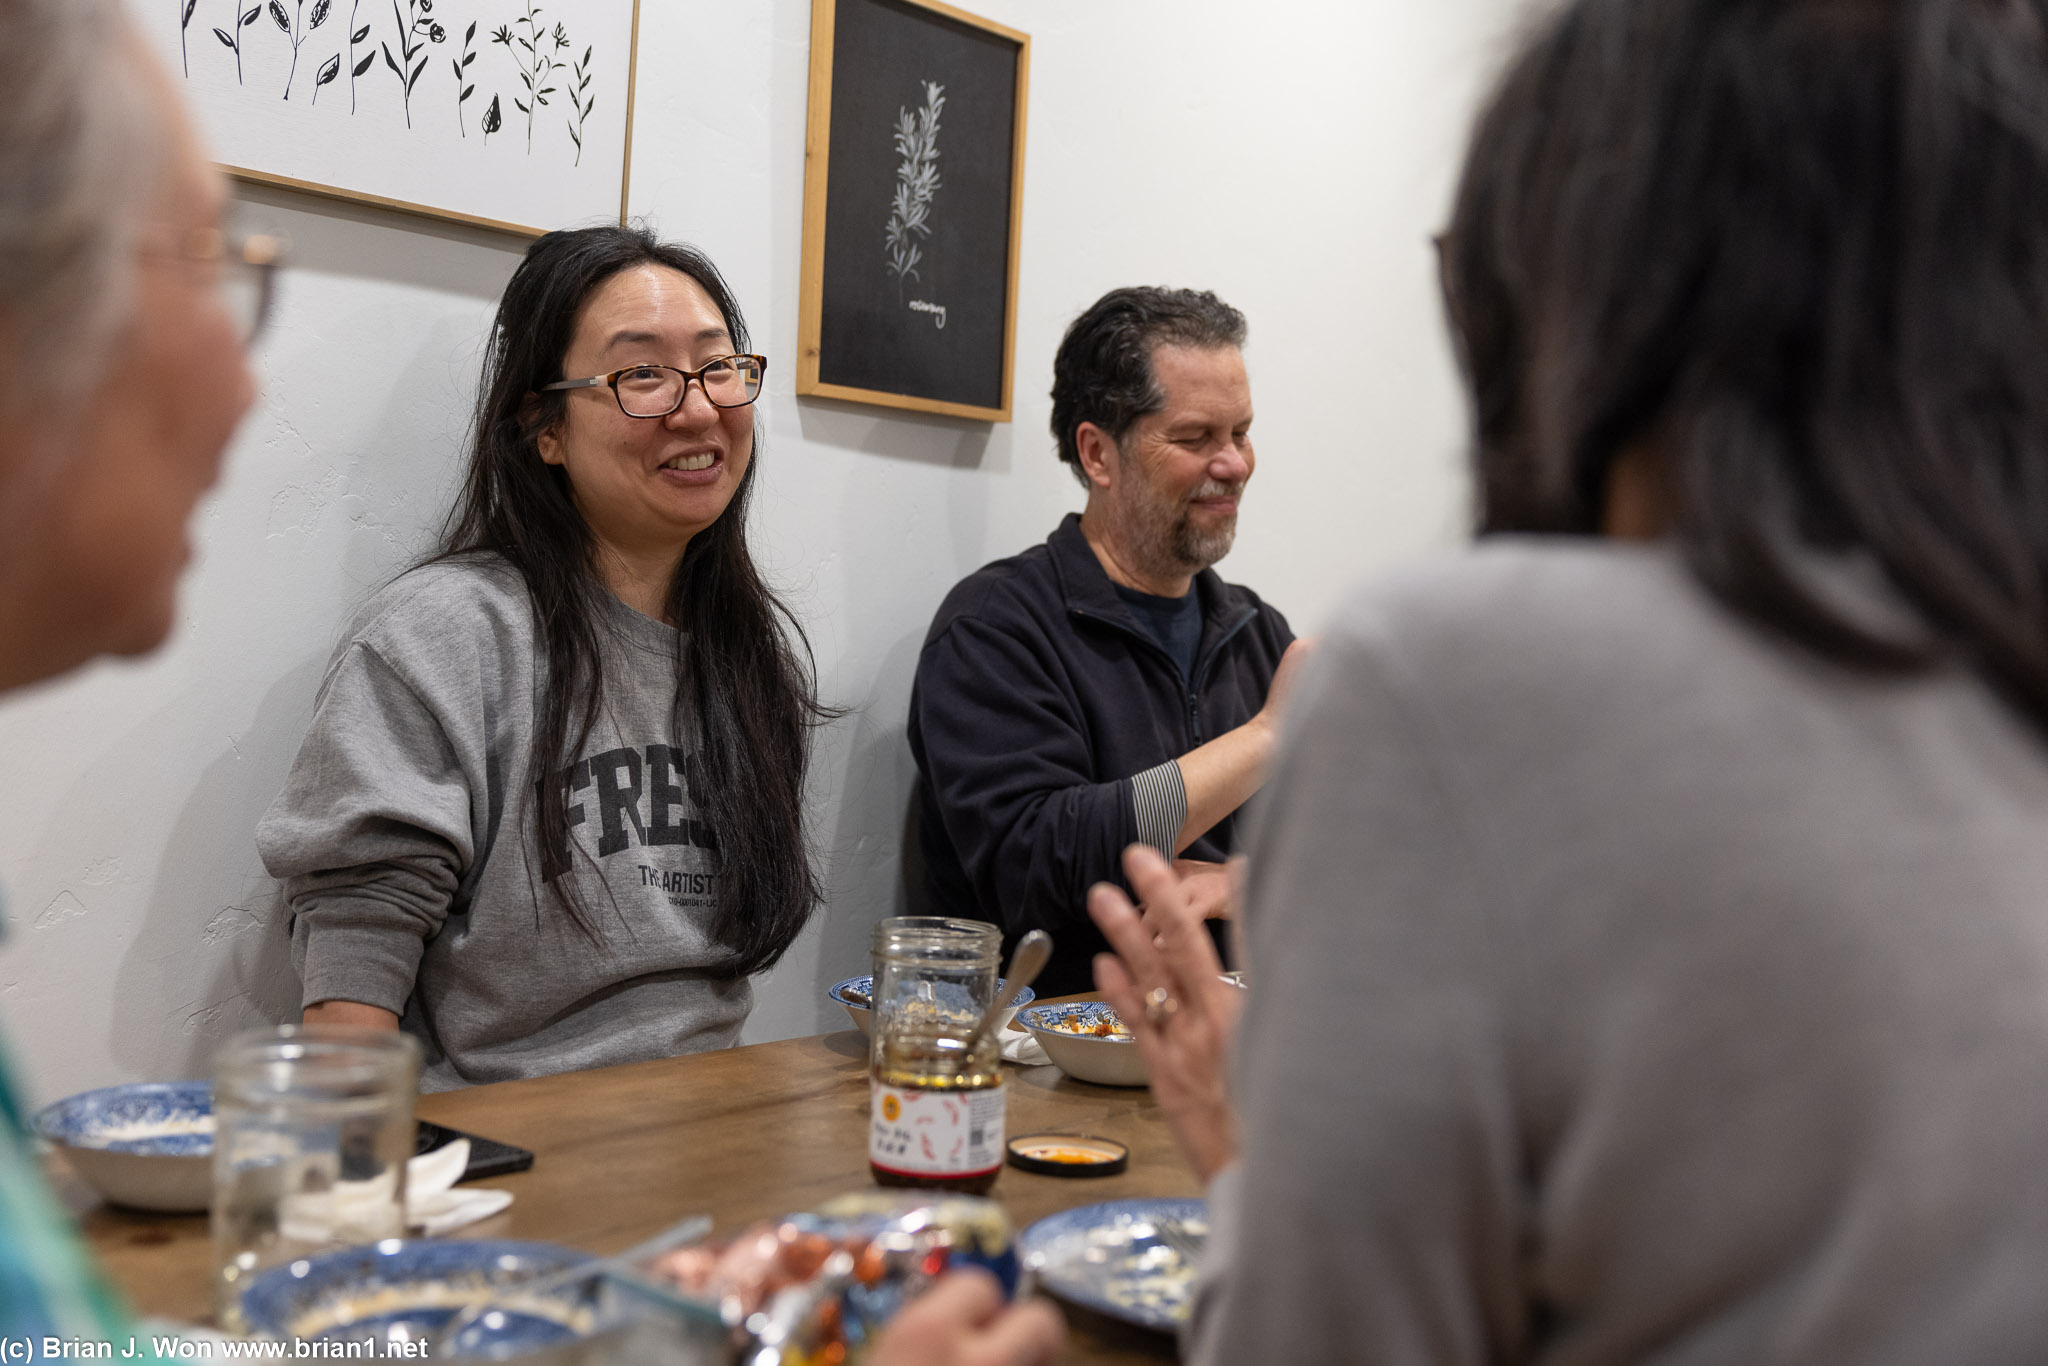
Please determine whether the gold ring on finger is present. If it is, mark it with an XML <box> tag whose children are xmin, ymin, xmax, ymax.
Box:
<box><xmin>1144</xmin><ymin>986</ymin><xmax>1179</xmax><ymax>1027</ymax></box>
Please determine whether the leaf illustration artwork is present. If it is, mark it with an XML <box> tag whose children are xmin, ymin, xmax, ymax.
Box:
<box><xmin>884</xmin><ymin>81</ymin><xmax>945</xmax><ymax>292</ymax></box>
<box><xmin>312</xmin><ymin>51</ymin><xmax>341</xmax><ymax>102</ymax></box>
<box><xmin>215</xmin><ymin>4</ymin><xmax>264</xmax><ymax>86</ymax></box>
<box><xmin>492</xmin><ymin>3</ymin><xmax>573</xmax><ymax>154</ymax></box>
<box><xmin>280</xmin><ymin>0</ymin><xmax>333</xmax><ymax>100</ymax></box>
<box><xmin>452</xmin><ymin>19</ymin><xmax>478</xmax><ymax>136</ymax></box>
<box><xmin>382</xmin><ymin>0</ymin><xmax>443</xmax><ymax>128</ymax></box>
<box><xmin>482</xmin><ymin>91</ymin><xmax>503</xmax><ymax>139</ymax></box>
<box><xmin>348</xmin><ymin>1</ymin><xmax>373</xmax><ymax>113</ymax></box>
<box><xmin>566</xmin><ymin>43</ymin><xmax>595</xmax><ymax>166</ymax></box>
<box><xmin>179</xmin><ymin>0</ymin><xmax>199</xmax><ymax>77</ymax></box>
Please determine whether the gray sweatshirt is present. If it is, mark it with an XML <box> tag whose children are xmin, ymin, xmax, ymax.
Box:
<box><xmin>257</xmin><ymin>556</ymin><xmax>750</xmax><ymax>1091</ymax></box>
<box><xmin>1193</xmin><ymin>541</ymin><xmax>2048</xmax><ymax>1364</ymax></box>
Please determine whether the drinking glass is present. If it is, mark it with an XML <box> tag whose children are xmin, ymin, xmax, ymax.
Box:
<box><xmin>211</xmin><ymin>1025</ymin><xmax>421</xmax><ymax>1332</ymax></box>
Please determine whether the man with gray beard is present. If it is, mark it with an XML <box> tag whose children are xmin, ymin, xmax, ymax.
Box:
<box><xmin>908</xmin><ymin>287</ymin><xmax>1307</xmax><ymax>996</ymax></box>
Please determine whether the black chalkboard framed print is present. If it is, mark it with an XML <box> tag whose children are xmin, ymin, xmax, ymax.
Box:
<box><xmin>797</xmin><ymin>0</ymin><xmax>1030</xmax><ymax>422</ymax></box>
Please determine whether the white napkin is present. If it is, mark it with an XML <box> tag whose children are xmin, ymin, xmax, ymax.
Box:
<box><xmin>276</xmin><ymin>1137</ymin><xmax>512</xmax><ymax>1243</ymax></box>
<box><xmin>1001</xmin><ymin>1029</ymin><xmax>1049</xmax><ymax>1067</ymax></box>
<box><xmin>406</xmin><ymin>1138</ymin><xmax>515</xmax><ymax>1236</ymax></box>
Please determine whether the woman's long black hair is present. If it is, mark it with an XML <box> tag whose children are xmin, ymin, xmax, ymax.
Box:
<box><xmin>437</xmin><ymin>225</ymin><xmax>829</xmax><ymax>974</ymax></box>
<box><xmin>1440</xmin><ymin>0</ymin><xmax>2048</xmax><ymax>728</ymax></box>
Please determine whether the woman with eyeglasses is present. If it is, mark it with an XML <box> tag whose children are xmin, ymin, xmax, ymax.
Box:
<box><xmin>258</xmin><ymin>227</ymin><xmax>831</xmax><ymax>1090</ymax></box>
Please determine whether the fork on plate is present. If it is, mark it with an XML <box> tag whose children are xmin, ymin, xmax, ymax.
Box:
<box><xmin>1150</xmin><ymin>1216</ymin><xmax>1207</xmax><ymax>1265</ymax></box>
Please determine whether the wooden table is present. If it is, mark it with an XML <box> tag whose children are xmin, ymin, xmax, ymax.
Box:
<box><xmin>61</xmin><ymin>1023</ymin><xmax>1195</xmax><ymax>1364</ymax></box>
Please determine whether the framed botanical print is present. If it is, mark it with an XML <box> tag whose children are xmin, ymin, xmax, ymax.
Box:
<box><xmin>141</xmin><ymin>0</ymin><xmax>641</xmax><ymax>235</ymax></box>
<box><xmin>797</xmin><ymin>0</ymin><xmax>1030</xmax><ymax>421</ymax></box>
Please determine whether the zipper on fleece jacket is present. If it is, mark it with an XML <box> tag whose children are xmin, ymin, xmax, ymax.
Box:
<box><xmin>1068</xmin><ymin>604</ymin><xmax>1259</xmax><ymax>748</ymax></box>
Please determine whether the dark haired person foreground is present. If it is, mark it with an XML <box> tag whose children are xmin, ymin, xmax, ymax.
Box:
<box><xmin>260</xmin><ymin>227</ymin><xmax>831</xmax><ymax>1090</ymax></box>
<box><xmin>908</xmin><ymin>286</ymin><xmax>1307</xmax><ymax>996</ymax></box>
<box><xmin>1069</xmin><ymin>0</ymin><xmax>2048</xmax><ymax>1362</ymax></box>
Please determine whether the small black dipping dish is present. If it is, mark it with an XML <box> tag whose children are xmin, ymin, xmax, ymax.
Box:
<box><xmin>1006</xmin><ymin>1133</ymin><xmax>1129</xmax><ymax>1178</ymax></box>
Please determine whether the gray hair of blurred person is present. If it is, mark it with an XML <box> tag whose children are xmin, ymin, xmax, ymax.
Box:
<box><xmin>0</xmin><ymin>0</ymin><xmax>158</xmax><ymax>421</ymax></box>
<box><xmin>1049</xmin><ymin>286</ymin><xmax>1248</xmax><ymax>487</ymax></box>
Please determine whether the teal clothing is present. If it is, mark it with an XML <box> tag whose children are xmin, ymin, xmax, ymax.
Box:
<box><xmin>0</xmin><ymin>883</ymin><xmax>155</xmax><ymax>1356</ymax></box>
<box><xmin>0</xmin><ymin>1040</ymin><xmax>146</xmax><ymax>1349</ymax></box>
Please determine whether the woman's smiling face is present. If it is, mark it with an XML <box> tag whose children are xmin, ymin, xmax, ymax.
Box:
<box><xmin>537</xmin><ymin>263</ymin><xmax>754</xmax><ymax>567</ymax></box>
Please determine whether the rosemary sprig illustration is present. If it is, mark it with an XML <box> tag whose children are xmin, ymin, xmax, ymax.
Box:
<box><xmin>348</xmin><ymin>0</ymin><xmax>374</xmax><ymax>113</ymax></box>
<box><xmin>275</xmin><ymin>0</ymin><xmax>333</xmax><ymax>101</ymax></box>
<box><xmin>381</xmin><ymin>0</ymin><xmax>445</xmax><ymax>129</ymax></box>
<box><xmin>212</xmin><ymin>4</ymin><xmax>263</xmax><ymax>86</ymax></box>
<box><xmin>884</xmin><ymin>81</ymin><xmax>945</xmax><ymax>288</ymax></box>
<box><xmin>491</xmin><ymin>5</ymin><xmax>571</xmax><ymax>154</ymax></box>
<box><xmin>566</xmin><ymin>44</ymin><xmax>594</xmax><ymax>166</ymax></box>
<box><xmin>451</xmin><ymin>20</ymin><xmax>478</xmax><ymax>134</ymax></box>
<box><xmin>482</xmin><ymin>92</ymin><xmax>503</xmax><ymax>141</ymax></box>
<box><xmin>179</xmin><ymin>0</ymin><xmax>198</xmax><ymax>76</ymax></box>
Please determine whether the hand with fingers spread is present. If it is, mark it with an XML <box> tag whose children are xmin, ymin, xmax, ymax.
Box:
<box><xmin>867</xmin><ymin>1269</ymin><xmax>1067</xmax><ymax>1366</ymax></box>
<box><xmin>1089</xmin><ymin>844</ymin><xmax>1243</xmax><ymax>1182</ymax></box>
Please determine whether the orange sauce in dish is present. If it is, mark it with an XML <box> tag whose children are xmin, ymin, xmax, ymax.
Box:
<box><xmin>1016</xmin><ymin>1144</ymin><xmax>1113</xmax><ymax>1165</ymax></box>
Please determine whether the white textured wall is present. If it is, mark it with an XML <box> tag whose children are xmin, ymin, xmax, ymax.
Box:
<box><xmin>0</xmin><ymin>0</ymin><xmax>1512</xmax><ymax>1103</ymax></box>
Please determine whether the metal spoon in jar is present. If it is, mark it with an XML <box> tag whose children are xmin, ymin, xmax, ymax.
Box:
<box><xmin>962</xmin><ymin>929</ymin><xmax>1053</xmax><ymax>1055</ymax></box>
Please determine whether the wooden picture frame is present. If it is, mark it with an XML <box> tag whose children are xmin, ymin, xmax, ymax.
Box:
<box><xmin>141</xmin><ymin>0</ymin><xmax>643</xmax><ymax>238</ymax></box>
<box><xmin>798</xmin><ymin>0</ymin><xmax>1030</xmax><ymax>422</ymax></box>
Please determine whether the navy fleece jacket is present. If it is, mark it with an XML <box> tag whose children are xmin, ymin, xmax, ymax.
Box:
<box><xmin>908</xmin><ymin>514</ymin><xmax>1294</xmax><ymax>996</ymax></box>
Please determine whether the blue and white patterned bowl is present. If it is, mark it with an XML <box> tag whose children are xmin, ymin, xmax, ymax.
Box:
<box><xmin>827</xmin><ymin>975</ymin><xmax>1036</xmax><ymax>1038</ymax></box>
<box><xmin>33</xmin><ymin>1081</ymin><xmax>213</xmax><ymax>1212</ymax></box>
<box><xmin>239</xmin><ymin>1239</ymin><xmax>599</xmax><ymax>1350</ymax></box>
<box><xmin>1015</xmin><ymin>1002</ymin><xmax>1148</xmax><ymax>1087</ymax></box>
<box><xmin>1020</xmin><ymin>1198</ymin><xmax>1207</xmax><ymax>1333</ymax></box>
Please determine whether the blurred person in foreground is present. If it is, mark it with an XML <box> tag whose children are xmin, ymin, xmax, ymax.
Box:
<box><xmin>1072</xmin><ymin>0</ymin><xmax>2048</xmax><ymax>1361</ymax></box>
<box><xmin>0</xmin><ymin>0</ymin><xmax>260</xmax><ymax>1335</ymax></box>
<box><xmin>0</xmin><ymin>4</ymin><xmax>1060</xmax><ymax>1360</ymax></box>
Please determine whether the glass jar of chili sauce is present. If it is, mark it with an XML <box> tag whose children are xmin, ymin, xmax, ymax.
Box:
<box><xmin>868</xmin><ymin>917</ymin><xmax>1005</xmax><ymax>1196</ymax></box>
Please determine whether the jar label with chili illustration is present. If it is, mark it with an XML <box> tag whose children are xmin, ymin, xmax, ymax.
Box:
<box><xmin>869</xmin><ymin>1080</ymin><xmax>1006</xmax><ymax>1177</ymax></box>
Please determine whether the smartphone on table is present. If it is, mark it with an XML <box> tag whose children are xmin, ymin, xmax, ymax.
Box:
<box><xmin>415</xmin><ymin>1119</ymin><xmax>535</xmax><ymax>1181</ymax></box>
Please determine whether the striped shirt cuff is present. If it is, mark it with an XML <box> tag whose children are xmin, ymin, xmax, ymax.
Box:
<box><xmin>1130</xmin><ymin>760</ymin><xmax>1189</xmax><ymax>857</ymax></box>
